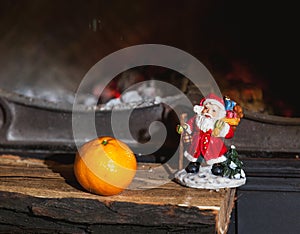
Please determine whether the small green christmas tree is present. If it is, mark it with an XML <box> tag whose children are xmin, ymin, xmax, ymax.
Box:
<box><xmin>212</xmin><ymin>145</ymin><xmax>245</xmax><ymax>179</ymax></box>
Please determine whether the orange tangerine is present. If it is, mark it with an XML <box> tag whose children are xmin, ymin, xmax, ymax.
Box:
<box><xmin>74</xmin><ymin>136</ymin><xmax>137</xmax><ymax>196</ymax></box>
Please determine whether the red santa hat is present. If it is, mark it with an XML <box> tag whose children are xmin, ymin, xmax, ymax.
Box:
<box><xmin>203</xmin><ymin>93</ymin><xmax>225</xmax><ymax>111</ymax></box>
<box><xmin>193</xmin><ymin>93</ymin><xmax>226</xmax><ymax>117</ymax></box>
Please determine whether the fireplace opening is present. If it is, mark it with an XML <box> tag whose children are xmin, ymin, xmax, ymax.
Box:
<box><xmin>0</xmin><ymin>1</ymin><xmax>298</xmax><ymax>117</ymax></box>
<box><xmin>1</xmin><ymin>63</ymin><xmax>295</xmax><ymax>118</ymax></box>
<box><xmin>0</xmin><ymin>1</ymin><xmax>299</xmax><ymax>159</ymax></box>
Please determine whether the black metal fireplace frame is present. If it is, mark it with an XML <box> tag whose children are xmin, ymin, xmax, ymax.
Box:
<box><xmin>0</xmin><ymin>88</ymin><xmax>299</xmax><ymax>159</ymax></box>
<box><xmin>0</xmin><ymin>89</ymin><xmax>170</xmax><ymax>157</ymax></box>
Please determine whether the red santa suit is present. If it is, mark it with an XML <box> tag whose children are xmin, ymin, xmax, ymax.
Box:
<box><xmin>183</xmin><ymin>94</ymin><xmax>235</xmax><ymax>165</ymax></box>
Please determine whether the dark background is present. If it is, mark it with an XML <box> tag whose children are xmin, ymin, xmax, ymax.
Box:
<box><xmin>0</xmin><ymin>0</ymin><xmax>299</xmax><ymax>116</ymax></box>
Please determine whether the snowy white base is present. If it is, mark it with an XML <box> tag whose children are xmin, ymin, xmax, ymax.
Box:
<box><xmin>174</xmin><ymin>165</ymin><xmax>246</xmax><ymax>190</ymax></box>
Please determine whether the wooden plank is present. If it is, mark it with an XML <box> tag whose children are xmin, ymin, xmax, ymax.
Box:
<box><xmin>0</xmin><ymin>154</ymin><xmax>236</xmax><ymax>233</ymax></box>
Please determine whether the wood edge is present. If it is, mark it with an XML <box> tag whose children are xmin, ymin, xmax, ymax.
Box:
<box><xmin>216</xmin><ymin>188</ymin><xmax>236</xmax><ymax>234</ymax></box>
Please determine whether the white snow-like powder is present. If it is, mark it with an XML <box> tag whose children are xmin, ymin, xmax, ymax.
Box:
<box><xmin>174</xmin><ymin>166</ymin><xmax>246</xmax><ymax>190</ymax></box>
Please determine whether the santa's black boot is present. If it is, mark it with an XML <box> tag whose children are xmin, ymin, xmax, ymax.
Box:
<box><xmin>211</xmin><ymin>163</ymin><xmax>224</xmax><ymax>176</ymax></box>
<box><xmin>185</xmin><ymin>162</ymin><xmax>200</xmax><ymax>174</ymax></box>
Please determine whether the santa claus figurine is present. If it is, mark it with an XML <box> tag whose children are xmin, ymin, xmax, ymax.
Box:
<box><xmin>177</xmin><ymin>93</ymin><xmax>238</xmax><ymax>174</ymax></box>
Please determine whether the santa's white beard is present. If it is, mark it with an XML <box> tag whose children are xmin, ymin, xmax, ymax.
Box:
<box><xmin>196</xmin><ymin>115</ymin><xmax>217</xmax><ymax>132</ymax></box>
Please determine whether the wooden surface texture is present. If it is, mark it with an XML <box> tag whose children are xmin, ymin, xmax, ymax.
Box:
<box><xmin>0</xmin><ymin>154</ymin><xmax>236</xmax><ymax>233</ymax></box>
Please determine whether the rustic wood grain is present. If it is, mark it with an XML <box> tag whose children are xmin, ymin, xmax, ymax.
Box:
<box><xmin>0</xmin><ymin>154</ymin><xmax>236</xmax><ymax>233</ymax></box>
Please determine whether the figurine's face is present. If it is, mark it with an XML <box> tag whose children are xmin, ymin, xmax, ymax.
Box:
<box><xmin>201</xmin><ymin>102</ymin><xmax>221</xmax><ymax>118</ymax></box>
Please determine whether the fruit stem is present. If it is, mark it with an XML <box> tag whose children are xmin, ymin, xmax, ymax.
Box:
<box><xmin>101</xmin><ymin>139</ymin><xmax>109</xmax><ymax>145</ymax></box>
